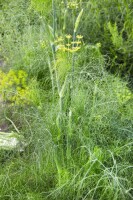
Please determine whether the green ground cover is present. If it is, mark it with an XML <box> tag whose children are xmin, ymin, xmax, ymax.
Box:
<box><xmin>0</xmin><ymin>0</ymin><xmax>133</xmax><ymax>199</ymax></box>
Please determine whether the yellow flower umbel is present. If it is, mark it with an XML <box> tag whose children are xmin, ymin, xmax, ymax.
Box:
<box><xmin>96</xmin><ymin>43</ymin><xmax>101</xmax><ymax>48</ymax></box>
<box><xmin>70</xmin><ymin>34</ymin><xmax>83</xmax><ymax>52</ymax></box>
<box><xmin>65</xmin><ymin>34</ymin><xmax>72</xmax><ymax>51</ymax></box>
<box><xmin>67</xmin><ymin>2</ymin><xmax>78</xmax><ymax>9</ymax></box>
<box><xmin>55</xmin><ymin>33</ymin><xmax>83</xmax><ymax>53</ymax></box>
<box><xmin>54</xmin><ymin>36</ymin><xmax>64</xmax><ymax>44</ymax></box>
<box><xmin>0</xmin><ymin>69</ymin><xmax>32</xmax><ymax>105</ymax></box>
<box><xmin>65</xmin><ymin>34</ymin><xmax>72</xmax><ymax>39</ymax></box>
<box><xmin>69</xmin><ymin>46</ymin><xmax>81</xmax><ymax>53</ymax></box>
<box><xmin>76</xmin><ymin>35</ymin><xmax>83</xmax><ymax>39</ymax></box>
<box><xmin>116</xmin><ymin>87</ymin><xmax>133</xmax><ymax>104</ymax></box>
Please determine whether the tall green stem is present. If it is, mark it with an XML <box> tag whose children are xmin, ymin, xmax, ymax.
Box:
<box><xmin>52</xmin><ymin>0</ymin><xmax>56</xmax><ymax>40</ymax></box>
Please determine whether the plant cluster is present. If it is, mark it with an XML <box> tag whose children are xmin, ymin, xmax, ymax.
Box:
<box><xmin>0</xmin><ymin>69</ymin><xmax>38</xmax><ymax>105</ymax></box>
<box><xmin>0</xmin><ymin>0</ymin><xmax>133</xmax><ymax>200</ymax></box>
<box><xmin>55</xmin><ymin>34</ymin><xmax>83</xmax><ymax>53</ymax></box>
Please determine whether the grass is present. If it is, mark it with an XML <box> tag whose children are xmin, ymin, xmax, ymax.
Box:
<box><xmin>0</xmin><ymin>0</ymin><xmax>133</xmax><ymax>199</ymax></box>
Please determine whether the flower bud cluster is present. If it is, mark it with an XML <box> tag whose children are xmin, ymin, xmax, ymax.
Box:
<box><xmin>54</xmin><ymin>34</ymin><xmax>83</xmax><ymax>53</ymax></box>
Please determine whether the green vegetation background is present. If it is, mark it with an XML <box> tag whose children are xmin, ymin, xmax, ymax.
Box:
<box><xmin>0</xmin><ymin>0</ymin><xmax>133</xmax><ymax>199</ymax></box>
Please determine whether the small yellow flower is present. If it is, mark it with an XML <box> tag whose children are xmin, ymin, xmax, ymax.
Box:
<box><xmin>66</xmin><ymin>44</ymin><xmax>71</xmax><ymax>47</ymax></box>
<box><xmin>58</xmin><ymin>44</ymin><xmax>65</xmax><ymax>50</ymax></box>
<box><xmin>54</xmin><ymin>36</ymin><xmax>64</xmax><ymax>43</ymax></box>
<box><xmin>67</xmin><ymin>2</ymin><xmax>78</xmax><ymax>9</ymax></box>
<box><xmin>96</xmin><ymin>43</ymin><xmax>101</xmax><ymax>48</ymax></box>
<box><xmin>65</xmin><ymin>34</ymin><xmax>72</xmax><ymax>39</ymax></box>
<box><xmin>71</xmin><ymin>41</ymin><xmax>82</xmax><ymax>45</ymax></box>
<box><xmin>57</xmin><ymin>36</ymin><xmax>64</xmax><ymax>42</ymax></box>
<box><xmin>70</xmin><ymin>46</ymin><xmax>81</xmax><ymax>52</ymax></box>
<box><xmin>76</xmin><ymin>35</ymin><xmax>83</xmax><ymax>39</ymax></box>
